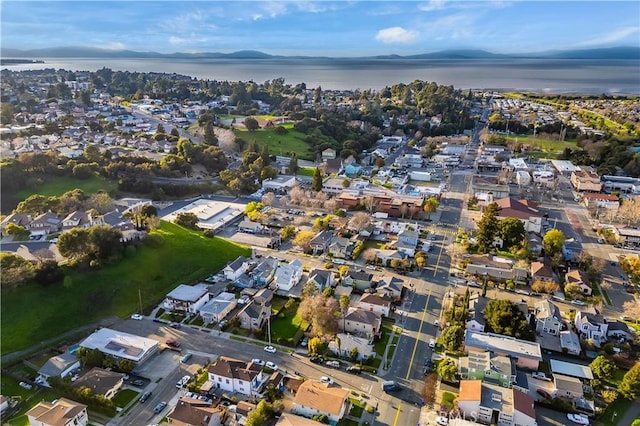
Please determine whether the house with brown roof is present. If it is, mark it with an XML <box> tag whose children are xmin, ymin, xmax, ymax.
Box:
<box><xmin>342</xmin><ymin>308</ymin><xmax>382</xmax><ymax>337</ymax></box>
<box><xmin>356</xmin><ymin>293</ymin><xmax>391</xmax><ymax>316</ymax></box>
<box><xmin>61</xmin><ymin>210</ymin><xmax>94</xmax><ymax>232</ymax></box>
<box><xmin>530</xmin><ymin>261</ymin><xmax>556</xmax><ymax>284</ymax></box>
<box><xmin>207</xmin><ymin>356</ymin><xmax>265</xmax><ymax>397</ymax></box>
<box><xmin>494</xmin><ymin>197</ymin><xmax>543</xmax><ymax>234</ymax></box>
<box><xmin>72</xmin><ymin>367</ymin><xmax>123</xmax><ymax>399</ymax></box>
<box><xmin>582</xmin><ymin>193</ymin><xmax>619</xmax><ymax>211</ymax></box>
<box><xmin>26</xmin><ymin>398</ymin><xmax>88</xmax><ymax>426</ymax></box>
<box><xmin>167</xmin><ymin>397</ymin><xmax>226</xmax><ymax>426</ymax></box>
<box><xmin>465</xmin><ymin>254</ymin><xmax>528</xmax><ymax>283</ymax></box>
<box><xmin>565</xmin><ymin>269</ymin><xmax>592</xmax><ymax>296</ymax></box>
<box><xmin>0</xmin><ymin>212</ymin><xmax>32</xmax><ymax>233</ymax></box>
<box><xmin>457</xmin><ymin>380</ymin><xmax>536</xmax><ymax>426</ymax></box>
<box><xmin>28</xmin><ymin>211</ymin><xmax>62</xmax><ymax>236</ymax></box>
<box><xmin>291</xmin><ymin>381</ymin><xmax>350</xmax><ymax>425</ymax></box>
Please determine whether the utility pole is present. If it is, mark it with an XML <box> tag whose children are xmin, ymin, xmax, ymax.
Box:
<box><xmin>138</xmin><ymin>288</ymin><xmax>143</xmax><ymax>314</ymax></box>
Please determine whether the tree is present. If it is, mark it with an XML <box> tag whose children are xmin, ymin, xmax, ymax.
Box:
<box><xmin>156</xmin><ymin>123</ymin><xmax>165</xmax><ymax>134</ymax></box>
<box><xmin>349</xmin><ymin>212</ymin><xmax>371</xmax><ymax>232</ymax></box>
<box><xmin>298</xmin><ymin>293</ymin><xmax>340</xmax><ymax>336</ymax></box>
<box><xmin>308</xmin><ymin>336</ymin><xmax>325</xmax><ymax>356</ymax></box>
<box><xmin>0</xmin><ymin>252</ymin><xmax>35</xmax><ymax>287</ymax></box>
<box><xmin>476</xmin><ymin>202</ymin><xmax>500</xmax><ymax>253</ymax></box>
<box><xmin>590</xmin><ymin>355</ymin><xmax>616</xmax><ymax>380</ymax></box>
<box><xmin>5</xmin><ymin>222</ymin><xmax>30</xmax><ymax>240</ymax></box>
<box><xmin>497</xmin><ymin>217</ymin><xmax>526</xmax><ymax>249</ymax></box>
<box><xmin>531</xmin><ymin>280</ymin><xmax>560</xmax><ymax>294</ymax></box>
<box><xmin>280</xmin><ymin>225</ymin><xmax>297</xmax><ymax>239</ymax></box>
<box><xmin>57</xmin><ymin>228</ymin><xmax>91</xmax><ymax>261</ymax></box>
<box><xmin>260</xmin><ymin>165</ymin><xmax>278</xmax><ymax>182</ymax></box>
<box><xmin>174</xmin><ymin>212</ymin><xmax>199</xmax><ymax>230</ymax></box>
<box><xmin>440</xmin><ymin>325</ymin><xmax>464</xmax><ymax>351</ymax></box>
<box><xmin>621</xmin><ymin>256</ymin><xmax>640</xmax><ymax>284</ymax></box>
<box><xmin>244</xmin><ymin>117</ymin><xmax>259</xmax><ymax>132</ymax></box>
<box><xmin>288</xmin><ymin>153</ymin><xmax>299</xmax><ymax>175</ymax></box>
<box><xmin>203</xmin><ymin>122</ymin><xmax>218</xmax><ymax>145</ymax></box>
<box><xmin>622</xmin><ymin>300</ymin><xmax>640</xmax><ymax>323</ymax></box>
<box><xmin>543</xmin><ymin>229</ymin><xmax>565</xmax><ymax>255</ymax></box>
<box><xmin>312</xmin><ymin>167</ymin><xmax>323</xmax><ymax>192</ymax></box>
<box><xmin>34</xmin><ymin>260</ymin><xmax>65</xmax><ymax>286</ymax></box>
<box><xmin>436</xmin><ymin>358</ymin><xmax>458</xmax><ymax>382</ymax></box>
<box><xmin>293</xmin><ymin>230</ymin><xmax>317</xmax><ymax>252</ymax></box>
<box><xmin>483</xmin><ymin>299</ymin><xmax>535</xmax><ymax>341</ymax></box>
<box><xmin>620</xmin><ymin>362</ymin><xmax>640</xmax><ymax>400</ymax></box>
<box><xmin>246</xmin><ymin>400</ymin><xmax>274</xmax><ymax>426</ymax></box>
<box><xmin>423</xmin><ymin>197</ymin><xmax>440</xmax><ymax>220</ymax></box>
<box><xmin>340</xmin><ymin>293</ymin><xmax>351</xmax><ymax>331</ymax></box>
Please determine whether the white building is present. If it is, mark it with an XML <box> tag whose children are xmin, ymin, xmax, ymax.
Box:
<box><xmin>163</xmin><ymin>284</ymin><xmax>210</xmax><ymax>314</ymax></box>
<box><xmin>199</xmin><ymin>292</ymin><xmax>237</xmax><ymax>324</ymax></box>
<box><xmin>27</xmin><ymin>398</ymin><xmax>88</xmax><ymax>426</ymax></box>
<box><xmin>273</xmin><ymin>259</ymin><xmax>303</xmax><ymax>291</ymax></box>
<box><xmin>207</xmin><ymin>356</ymin><xmax>265</xmax><ymax>397</ymax></box>
<box><xmin>262</xmin><ymin>175</ymin><xmax>296</xmax><ymax>191</ymax></box>
<box><xmin>79</xmin><ymin>328</ymin><xmax>159</xmax><ymax>364</ymax></box>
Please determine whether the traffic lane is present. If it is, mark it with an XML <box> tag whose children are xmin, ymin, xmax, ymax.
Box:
<box><xmin>126</xmin><ymin>361</ymin><xmax>184</xmax><ymax>425</ymax></box>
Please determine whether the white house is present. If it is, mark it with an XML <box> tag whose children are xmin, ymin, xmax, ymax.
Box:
<box><xmin>223</xmin><ymin>256</ymin><xmax>250</xmax><ymax>281</ymax></box>
<box><xmin>328</xmin><ymin>333</ymin><xmax>374</xmax><ymax>360</ymax></box>
<box><xmin>262</xmin><ymin>175</ymin><xmax>296</xmax><ymax>191</ymax></box>
<box><xmin>574</xmin><ymin>311</ymin><xmax>608</xmax><ymax>345</ymax></box>
<box><xmin>342</xmin><ymin>308</ymin><xmax>382</xmax><ymax>337</ymax></box>
<box><xmin>163</xmin><ymin>284</ymin><xmax>210</xmax><ymax>314</ymax></box>
<box><xmin>27</xmin><ymin>398</ymin><xmax>88</xmax><ymax>426</ymax></box>
<box><xmin>458</xmin><ymin>380</ymin><xmax>536</xmax><ymax>426</ymax></box>
<box><xmin>356</xmin><ymin>294</ymin><xmax>391</xmax><ymax>316</ymax></box>
<box><xmin>238</xmin><ymin>220</ymin><xmax>265</xmax><ymax>234</ymax></box>
<box><xmin>207</xmin><ymin>356</ymin><xmax>265</xmax><ymax>397</ymax></box>
<box><xmin>534</xmin><ymin>300</ymin><xmax>563</xmax><ymax>335</ymax></box>
<box><xmin>292</xmin><ymin>381</ymin><xmax>349</xmax><ymax>425</ymax></box>
<box><xmin>199</xmin><ymin>292</ymin><xmax>237</xmax><ymax>324</ymax></box>
<box><xmin>273</xmin><ymin>259</ymin><xmax>303</xmax><ymax>292</ymax></box>
<box><xmin>36</xmin><ymin>352</ymin><xmax>80</xmax><ymax>387</ymax></box>
<box><xmin>494</xmin><ymin>197</ymin><xmax>542</xmax><ymax>234</ymax></box>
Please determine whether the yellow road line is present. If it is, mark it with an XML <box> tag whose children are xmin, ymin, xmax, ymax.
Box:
<box><xmin>394</xmin><ymin>287</ymin><xmax>432</xmax><ymax>425</ymax></box>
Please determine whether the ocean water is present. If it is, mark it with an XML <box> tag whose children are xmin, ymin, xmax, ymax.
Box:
<box><xmin>4</xmin><ymin>57</ymin><xmax>639</xmax><ymax>95</ymax></box>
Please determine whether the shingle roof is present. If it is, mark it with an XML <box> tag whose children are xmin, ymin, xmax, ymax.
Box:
<box><xmin>293</xmin><ymin>381</ymin><xmax>349</xmax><ymax>416</ymax></box>
<box><xmin>513</xmin><ymin>389</ymin><xmax>535</xmax><ymax>419</ymax></box>
<box><xmin>208</xmin><ymin>356</ymin><xmax>261</xmax><ymax>382</ymax></box>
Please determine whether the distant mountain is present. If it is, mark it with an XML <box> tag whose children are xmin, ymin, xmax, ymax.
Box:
<box><xmin>1</xmin><ymin>46</ymin><xmax>638</xmax><ymax>60</ymax></box>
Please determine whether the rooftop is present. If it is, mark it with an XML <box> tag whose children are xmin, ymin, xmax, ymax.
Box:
<box><xmin>166</xmin><ymin>283</ymin><xmax>209</xmax><ymax>302</ymax></box>
<box><xmin>79</xmin><ymin>328</ymin><xmax>158</xmax><ymax>363</ymax></box>
<box><xmin>293</xmin><ymin>380</ymin><xmax>349</xmax><ymax>416</ymax></box>
<box><xmin>549</xmin><ymin>359</ymin><xmax>594</xmax><ymax>380</ymax></box>
<box><xmin>464</xmin><ymin>331</ymin><xmax>542</xmax><ymax>361</ymax></box>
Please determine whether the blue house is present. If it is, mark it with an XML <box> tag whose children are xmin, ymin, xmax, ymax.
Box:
<box><xmin>252</xmin><ymin>257</ymin><xmax>279</xmax><ymax>287</ymax></box>
<box><xmin>344</xmin><ymin>163</ymin><xmax>363</xmax><ymax>177</ymax></box>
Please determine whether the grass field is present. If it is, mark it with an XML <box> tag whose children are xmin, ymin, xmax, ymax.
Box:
<box><xmin>507</xmin><ymin>135</ymin><xmax>577</xmax><ymax>154</ymax></box>
<box><xmin>233</xmin><ymin>125</ymin><xmax>315</xmax><ymax>160</ymax></box>
<box><xmin>112</xmin><ymin>389</ymin><xmax>139</xmax><ymax>408</ymax></box>
<box><xmin>270</xmin><ymin>298</ymin><xmax>309</xmax><ymax>345</ymax></box>
<box><xmin>15</xmin><ymin>175</ymin><xmax>118</xmax><ymax>200</ymax></box>
<box><xmin>0</xmin><ymin>221</ymin><xmax>250</xmax><ymax>355</ymax></box>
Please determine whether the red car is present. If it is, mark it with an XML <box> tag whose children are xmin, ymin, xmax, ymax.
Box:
<box><xmin>166</xmin><ymin>339</ymin><xmax>181</xmax><ymax>348</ymax></box>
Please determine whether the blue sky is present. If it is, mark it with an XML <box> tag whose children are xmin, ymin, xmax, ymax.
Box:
<box><xmin>2</xmin><ymin>1</ymin><xmax>639</xmax><ymax>56</ymax></box>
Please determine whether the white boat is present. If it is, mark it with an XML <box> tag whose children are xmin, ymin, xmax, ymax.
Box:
<box><xmin>567</xmin><ymin>413</ymin><xmax>589</xmax><ymax>425</ymax></box>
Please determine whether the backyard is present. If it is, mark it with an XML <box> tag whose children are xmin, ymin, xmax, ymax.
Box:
<box><xmin>269</xmin><ymin>297</ymin><xmax>309</xmax><ymax>346</ymax></box>
<box><xmin>1</xmin><ymin>221</ymin><xmax>250</xmax><ymax>355</ymax></box>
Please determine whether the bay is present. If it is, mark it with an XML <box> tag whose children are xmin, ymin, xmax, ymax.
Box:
<box><xmin>4</xmin><ymin>57</ymin><xmax>639</xmax><ymax>95</ymax></box>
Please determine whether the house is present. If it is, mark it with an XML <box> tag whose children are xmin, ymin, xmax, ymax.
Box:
<box><xmin>28</xmin><ymin>211</ymin><xmax>61</xmax><ymax>236</ymax></box>
<box><xmin>612</xmin><ymin>227</ymin><xmax>640</xmax><ymax>246</ymax></box>
<box><xmin>199</xmin><ymin>292</ymin><xmax>237</xmax><ymax>324</ymax></box>
<box><xmin>79</xmin><ymin>328</ymin><xmax>159</xmax><ymax>364</ymax></box>
<box><xmin>163</xmin><ymin>284</ymin><xmax>210</xmax><ymax>314</ymax></box>
<box><xmin>252</xmin><ymin>257</ymin><xmax>279</xmax><ymax>287</ymax></box>
<box><xmin>607</xmin><ymin>321</ymin><xmax>632</xmax><ymax>340</ymax></box>
<box><xmin>276</xmin><ymin>413</ymin><xmax>322</xmax><ymax>426</ymax></box>
<box><xmin>465</xmin><ymin>331</ymin><xmax>542</xmax><ymax>370</ymax></box>
<box><xmin>61</xmin><ymin>210</ymin><xmax>93</xmax><ymax>232</ymax></box>
<box><xmin>328</xmin><ymin>333</ymin><xmax>374</xmax><ymax>360</ymax></box>
<box><xmin>328</xmin><ymin>237</ymin><xmax>356</xmax><ymax>259</ymax></box>
<box><xmin>534</xmin><ymin>300</ymin><xmax>563</xmax><ymax>335</ymax></box>
<box><xmin>207</xmin><ymin>356</ymin><xmax>265</xmax><ymax>397</ymax></box>
<box><xmin>223</xmin><ymin>257</ymin><xmax>250</xmax><ymax>281</ymax></box>
<box><xmin>574</xmin><ymin>311</ymin><xmax>608</xmax><ymax>345</ymax></box>
<box><xmin>458</xmin><ymin>352</ymin><xmax>516</xmax><ymax>389</ymax></box>
<box><xmin>262</xmin><ymin>175</ymin><xmax>296</xmax><ymax>191</ymax></box>
<box><xmin>36</xmin><ymin>353</ymin><xmax>80</xmax><ymax>387</ymax></box>
<box><xmin>356</xmin><ymin>293</ymin><xmax>391</xmax><ymax>316</ymax></box>
<box><xmin>253</xmin><ymin>288</ymin><xmax>274</xmax><ymax>306</ymax></box>
<box><xmin>494</xmin><ymin>197</ymin><xmax>543</xmax><ymax>234</ymax></box>
<box><xmin>342</xmin><ymin>308</ymin><xmax>382</xmax><ymax>337</ymax></box>
<box><xmin>457</xmin><ymin>380</ymin><xmax>536</xmax><ymax>426</ymax></box>
<box><xmin>344</xmin><ymin>163</ymin><xmax>362</xmax><ymax>177</ymax></box>
<box><xmin>466</xmin><ymin>294</ymin><xmax>488</xmax><ymax>332</ymax></box>
<box><xmin>167</xmin><ymin>397</ymin><xmax>225</xmax><ymax>426</ymax></box>
<box><xmin>99</xmin><ymin>209</ymin><xmax>139</xmax><ymax>241</ymax></box>
<box><xmin>273</xmin><ymin>259</ymin><xmax>303</xmax><ymax>292</ymax></box>
<box><xmin>309</xmin><ymin>230</ymin><xmax>333</xmax><ymax>254</ymax></box>
<box><xmin>322</xmin><ymin>148</ymin><xmax>337</xmax><ymax>161</ymax></box>
<box><xmin>292</xmin><ymin>381</ymin><xmax>350</xmax><ymax>426</ymax></box>
<box><xmin>26</xmin><ymin>398</ymin><xmax>88</xmax><ymax>426</ymax></box>
<box><xmin>560</xmin><ymin>330</ymin><xmax>582</xmax><ymax>356</ymax></box>
<box><xmin>0</xmin><ymin>212</ymin><xmax>32</xmax><ymax>232</ymax></box>
<box><xmin>376</xmin><ymin>276</ymin><xmax>404</xmax><ymax>301</ymax></box>
<box><xmin>0</xmin><ymin>395</ymin><xmax>8</xmax><ymax>415</ymax></box>
<box><xmin>238</xmin><ymin>221</ymin><xmax>265</xmax><ymax>234</ymax></box>
<box><xmin>549</xmin><ymin>360</ymin><xmax>594</xmax><ymax>381</ymax></box>
<box><xmin>342</xmin><ymin>270</ymin><xmax>373</xmax><ymax>292</ymax></box>
<box><xmin>237</xmin><ymin>301</ymin><xmax>270</xmax><ymax>331</ymax></box>
<box><xmin>570</xmin><ymin>168</ymin><xmax>602</xmax><ymax>192</ymax></box>
<box><xmin>72</xmin><ymin>368</ymin><xmax>123</xmax><ymax>399</ymax></box>
<box><xmin>554</xmin><ymin>373</ymin><xmax>584</xmax><ymax>400</ymax></box>
<box><xmin>398</xmin><ymin>229</ymin><xmax>419</xmax><ymax>246</ymax></box>
<box><xmin>372</xmin><ymin>249</ymin><xmax>408</xmax><ymax>266</ymax></box>
<box><xmin>465</xmin><ymin>254</ymin><xmax>528</xmax><ymax>283</ymax></box>
<box><xmin>307</xmin><ymin>269</ymin><xmax>335</xmax><ymax>291</ymax></box>
<box><xmin>582</xmin><ymin>193</ymin><xmax>620</xmax><ymax>211</ymax></box>
<box><xmin>530</xmin><ymin>261</ymin><xmax>556</xmax><ymax>284</ymax></box>
<box><xmin>565</xmin><ymin>269</ymin><xmax>592</xmax><ymax>296</ymax></box>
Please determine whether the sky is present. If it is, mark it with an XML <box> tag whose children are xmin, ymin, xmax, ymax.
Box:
<box><xmin>2</xmin><ymin>1</ymin><xmax>639</xmax><ymax>56</ymax></box>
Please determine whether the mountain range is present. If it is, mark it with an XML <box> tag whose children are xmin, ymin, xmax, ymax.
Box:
<box><xmin>1</xmin><ymin>46</ymin><xmax>639</xmax><ymax>60</ymax></box>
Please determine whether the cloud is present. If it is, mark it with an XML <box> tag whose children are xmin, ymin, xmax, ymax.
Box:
<box><xmin>418</xmin><ymin>0</ymin><xmax>447</xmax><ymax>13</ymax></box>
<box><xmin>575</xmin><ymin>26</ymin><xmax>640</xmax><ymax>47</ymax></box>
<box><xmin>375</xmin><ymin>27</ymin><xmax>419</xmax><ymax>44</ymax></box>
<box><xmin>169</xmin><ymin>35</ymin><xmax>208</xmax><ymax>45</ymax></box>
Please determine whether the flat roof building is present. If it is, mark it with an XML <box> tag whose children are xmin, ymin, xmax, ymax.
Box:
<box><xmin>79</xmin><ymin>328</ymin><xmax>159</xmax><ymax>364</ymax></box>
<box><xmin>465</xmin><ymin>331</ymin><xmax>542</xmax><ymax>370</ymax></box>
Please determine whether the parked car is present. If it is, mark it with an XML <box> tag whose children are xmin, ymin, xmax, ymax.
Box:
<box><xmin>536</xmin><ymin>389</ymin><xmax>552</xmax><ymax>399</ymax></box>
<box><xmin>320</xmin><ymin>376</ymin><xmax>334</xmax><ymax>384</ymax></box>
<box><xmin>532</xmin><ymin>372</ymin><xmax>551</xmax><ymax>381</ymax></box>
<box><xmin>310</xmin><ymin>356</ymin><xmax>323</xmax><ymax>364</ymax></box>
<box><xmin>265</xmin><ymin>361</ymin><xmax>278</xmax><ymax>370</ymax></box>
<box><xmin>139</xmin><ymin>391</ymin><xmax>152</xmax><ymax>403</ymax></box>
<box><xmin>326</xmin><ymin>360</ymin><xmax>341</xmax><ymax>369</ymax></box>
<box><xmin>300</xmin><ymin>337</ymin><xmax>308</xmax><ymax>347</ymax></box>
<box><xmin>429</xmin><ymin>339</ymin><xmax>436</xmax><ymax>348</ymax></box>
<box><xmin>132</xmin><ymin>379</ymin><xmax>145</xmax><ymax>387</ymax></box>
<box><xmin>251</xmin><ymin>359</ymin><xmax>265</xmax><ymax>366</ymax></box>
<box><xmin>166</xmin><ymin>339</ymin><xmax>181</xmax><ymax>348</ymax></box>
<box><xmin>346</xmin><ymin>366</ymin><xmax>362</xmax><ymax>375</ymax></box>
<box><xmin>381</xmin><ymin>380</ymin><xmax>401</xmax><ymax>392</ymax></box>
<box><xmin>130</xmin><ymin>314</ymin><xmax>143</xmax><ymax>320</ymax></box>
<box><xmin>264</xmin><ymin>345</ymin><xmax>276</xmax><ymax>353</ymax></box>
<box><xmin>154</xmin><ymin>401</ymin><xmax>167</xmax><ymax>413</ymax></box>
<box><xmin>181</xmin><ymin>353</ymin><xmax>193</xmax><ymax>363</ymax></box>
<box><xmin>170</xmin><ymin>322</ymin><xmax>182</xmax><ymax>328</ymax></box>
<box><xmin>571</xmin><ymin>299</ymin><xmax>586</xmax><ymax>306</ymax></box>
<box><xmin>567</xmin><ymin>413</ymin><xmax>589</xmax><ymax>425</ymax></box>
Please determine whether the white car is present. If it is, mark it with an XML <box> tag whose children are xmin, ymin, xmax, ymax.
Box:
<box><xmin>567</xmin><ymin>413</ymin><xmax>589</xmax><ymax>425</ymax></box>
<box><xmin>251</xmin><ymin>359</ymin><xmax>265</xmax><ymax>366</ymax></box>
<box><xmin>264</xmin><ymin>345</ymin><xmax>276</xmax><ymax>353</ymax></box>
<box><xmin>265</xmin><ymin>361</ymin><xmax>278</xmax><ymax>370</ymax></box>
<box><xmin>436</xmin><ymin>416</ymin><xmax>449</xmax><ymax>426</ymax></box>
<box><xmin>320</xmin><ymin>376</ymin><xmax>334</xmax><ymax>384</ymax></box>
<box><xmin>571</xmin><ymin>300</ymin><xmax>586</xmax><ymax>306</ymax></box>
<box><xmin>131</xmin><ymin>314</ymin><xmax>143</xmax><ymax>320</ymax></box>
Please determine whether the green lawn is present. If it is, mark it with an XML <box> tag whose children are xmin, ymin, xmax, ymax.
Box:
<box><xmin>596</xmin><ymin>396</ymin><xmax>632</xmax><ymax>426</ymax></box>
<box><xmin>3</xmin><ymin>375</ymin><xmax>61</xmax><ymax>426</ymax></box>
<box><xmin>507</xmin><ymin>135</ymin><xmax>577</xmax><ymax>154</ymax></box>
<box><xmin>374</xmin><ymin>322</ymin><xmax>394</xmax><ymax>355</ymax></box>
<box><xmin>298</xmin><ymin>167</ymin><xmax>316</xmax><ymax>177</ymax></box>
<box><xmin>15</xmin><ymin>174</ymin><xmax>118</xmax><ymax>200</ymax></box>
<box><xmin>112</xmin><ymin>389</ymin><xmax>139</xmax><ymax>408</ymax></box>
<box><xmin>270</xmin><ymin>299</ymin><xmax>309</xmax><ymax>346</ymax></box>
<box><xmin>441</xmin><ymin>391</ymin><xmax>456</xmax><ymax>409</ymax></box>
<box><xmin>233</xmin><ymin>125</ymin><xmax>315</xmax><ymax>160</ymax></box>
<box><xmin>1</xmin><ymin>221</ymin><xmax>250</xmax><ymax>355</ymax></box>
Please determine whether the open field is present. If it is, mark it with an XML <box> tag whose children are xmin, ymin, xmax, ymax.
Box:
<box><xmin>15</xmin><ymin>175</ymin><xmax>118</xmax><ymax>200</ymax></box>
<box><xmin>233</xmin><ymin>125</ymin><xmax>315</xmax><ymax>160</ymax></box>
<box><xmin>0</xmin><ymin>221</ymin><xmax>250</xmax><ymax>355</ymax></box>
<box><xmin>270</xmin><ymin>297</ymin><xmax>309</xmax><ymax>346</ymax></box>
<box><xmin>507</xmin><ymin>135</ymin><xmax>577</xmax><ymax>154</ymax></box>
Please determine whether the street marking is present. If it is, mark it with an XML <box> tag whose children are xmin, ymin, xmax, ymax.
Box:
<box><xmin>433</xmin><ymin>234</ymin><xmax>447</xmax><ymax>277</ymax></box>
<box><xmin>393</xmin><ymin>402</ymin><xmax>403</xmax><ymax>426</ymax></box>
